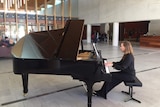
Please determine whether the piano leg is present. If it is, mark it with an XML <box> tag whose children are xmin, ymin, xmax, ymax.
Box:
<box><xmin>86</xmin><ymin>82</ymin><xmax>94</xmax><ymax>107</ymax></box>
<box><xmin>22</xmin><ymin>73</ymin><xmax>28</xmax><ymax>95</ymax></box>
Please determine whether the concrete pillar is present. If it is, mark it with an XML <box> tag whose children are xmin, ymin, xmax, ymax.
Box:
<box><xmin>112</xmin><ymin>22</ymin><xmax>119</xmax><ymax>46</ymax></box>
<box><xmin>87</xmin><ymin>24</ymin><xmax>91</xmax><ymax>43</ymax></box>
<box><xmin>105</xmin><ymin>23</ymin><xmax>109</xmax><ymax>42</ymax></box>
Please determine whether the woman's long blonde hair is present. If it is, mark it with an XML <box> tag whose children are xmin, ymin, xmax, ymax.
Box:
<box><xmin>121</xmin><ymin>41</ymin><xmax>133</xmax><ymax>54</ymax></box>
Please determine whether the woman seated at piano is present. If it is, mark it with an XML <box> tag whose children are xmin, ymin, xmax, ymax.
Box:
<box><xmin>95</xmin><ymin>41</ymin><xmax>136</xmax><ymax>99</ymax></box>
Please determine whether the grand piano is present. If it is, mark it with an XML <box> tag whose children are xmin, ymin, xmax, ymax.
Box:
<box><xmin>11</xmin><ymin>20</ymin><xmax>111</xmax><ymax>107</ymax></box>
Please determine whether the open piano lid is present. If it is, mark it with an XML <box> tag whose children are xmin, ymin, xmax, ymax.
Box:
<box><xmin>11</xmin><ymin>20</ymin><xmax>84</xmax><ymax>60</ymax></box>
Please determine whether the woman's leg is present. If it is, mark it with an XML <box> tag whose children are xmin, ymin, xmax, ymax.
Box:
<box><xmin>95</xmin><ymin>72</ymin><xmax>123</xmax><ymax>99</ymax></box>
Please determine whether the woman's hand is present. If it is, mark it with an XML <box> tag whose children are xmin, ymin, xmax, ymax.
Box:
<box><xmin>105</xmin><ymin>62</ymin><xmax>113</xmax><ymax>67</ymax></box>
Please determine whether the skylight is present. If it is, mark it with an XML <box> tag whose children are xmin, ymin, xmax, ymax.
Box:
<box><xmin>55</xmin><ymin>0</ymin><xmax>62</xmax><ymax>5</ymax></box>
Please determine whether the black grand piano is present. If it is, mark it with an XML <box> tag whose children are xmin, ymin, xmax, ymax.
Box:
<box><xmin>11</xmin><ymin>20</ymin><xmax>111</xmax><ymax>107</ymax></box>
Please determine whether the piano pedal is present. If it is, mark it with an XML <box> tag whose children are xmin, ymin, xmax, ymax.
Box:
<box><xmin>93</xmin><ymin>90</ymin><xmax>97</xmax><ymax>94</ymax></box>
<box><xmin>81</xmin><ymin>82</ymin><xmax>97</xmax><ymax>96</ymax></box>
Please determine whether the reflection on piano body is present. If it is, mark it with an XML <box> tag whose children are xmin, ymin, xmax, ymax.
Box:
<box><xmin>11</xmin><ymin>20</ymin><xmax>111</xmax><ymax>107</ymax></box>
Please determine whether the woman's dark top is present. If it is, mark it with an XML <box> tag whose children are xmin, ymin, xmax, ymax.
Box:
<box><xmin>112</xmin><ymin>53</ymin><xmax>135</xmax><ymax>77</ymax></box>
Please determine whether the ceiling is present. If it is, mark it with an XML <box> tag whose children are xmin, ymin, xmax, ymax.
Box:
<box><xmin>0</xmin><ymin>0</ymin><xmax>54</xmax><ymax>11</ymax></box>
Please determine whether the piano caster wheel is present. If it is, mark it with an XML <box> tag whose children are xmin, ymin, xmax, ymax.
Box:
<box><xmin>23</xmin><ymin>93</ymin><xmax>28</xmax><ymax>97</ymax></box>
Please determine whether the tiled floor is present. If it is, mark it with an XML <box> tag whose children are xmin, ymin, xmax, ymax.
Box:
<box><xmin>0</xmin><ymin>41</ymin><xmax>160</xmax><ymax>107</ymax></box>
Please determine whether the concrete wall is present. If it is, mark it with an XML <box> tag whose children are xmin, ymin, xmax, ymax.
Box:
<box><xmin>78</xmin><ymin>0</ymin><xmax>160</xmax><ymax>24</ymax></box>
<box><xmin>39</xmin><ymin>0</ymin><xmax>78</xmax><ymax>17</ymax></box>
<box><xmin>55</xmin><ymin>0</ymin><xmax>78</xmax><ymax>17</ymax></box>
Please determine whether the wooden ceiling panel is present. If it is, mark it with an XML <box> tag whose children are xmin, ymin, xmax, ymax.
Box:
<box><xmin>19</xmin><ymin>0</ymin><xmax>51</xmax><ymax>10</ymax></box>
<box><xmin>0</xmin><ymin>0</ymin><xmax>52</xmax><ymax>11</ymax></box>
<box><xmin>0</xmin><ymin>2</ymin><xmax>4</xmax><ymax>9</ymax></box>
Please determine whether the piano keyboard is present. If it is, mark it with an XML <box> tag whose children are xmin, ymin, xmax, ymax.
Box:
<box><xmin>104</xmin><ymin>60</ymin><xmax>110</xmax><ymax>73</ymax></box>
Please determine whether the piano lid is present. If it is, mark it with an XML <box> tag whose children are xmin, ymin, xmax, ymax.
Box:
<box><xmin>11</xmin><ymin>20</ymin><xmax>84</xmax><ymax>60</ymax></box>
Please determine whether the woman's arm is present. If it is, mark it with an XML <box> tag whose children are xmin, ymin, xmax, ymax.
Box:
<box><xmin>108</xmin><ymin>54</ymin><xmax>133</xmax><ymax>70</ymax></box>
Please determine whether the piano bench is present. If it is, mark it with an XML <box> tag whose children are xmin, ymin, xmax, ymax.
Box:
<box><xmin>121</xmin><ymin>76</ymin><xmax>142</xmax><ymax>103</ymax></box>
